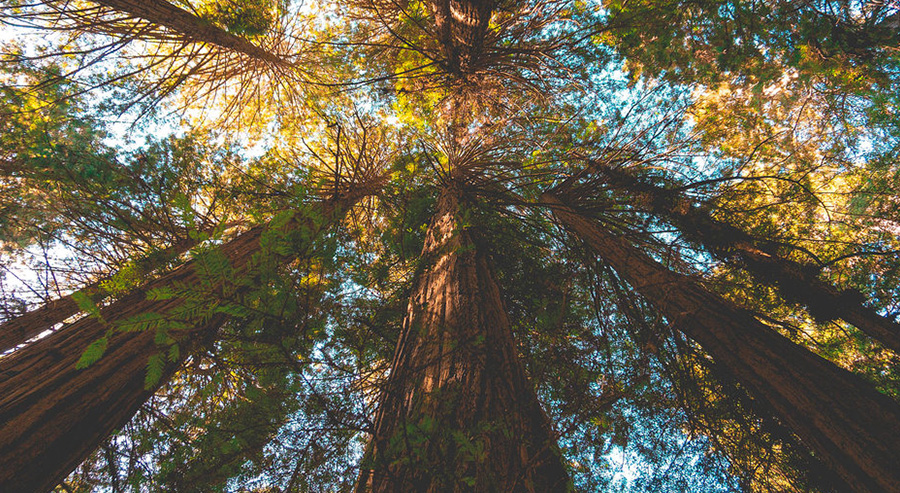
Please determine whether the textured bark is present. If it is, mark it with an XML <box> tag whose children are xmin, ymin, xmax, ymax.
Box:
<box><xmin>429</xmin><ymin>0</ymin><xmax>495</xmax><ymax>75</ymax></box>
<box><xmin>0</xmin><ymin>194</ymin><xmax>359</xmax><ymax>493</ymax></box>
<box><xmin>90</xmin><ymin>0</ymin><xmax>293</xmax><ymax>67</ymax></box>
<box><xmin>590</xmin><ymin>164</ymin><xmax>900</xmax><ymax>354</ymax></box>
<box><xmin>357</xmin><ymin>186</ymin><xmax>570</xmax><ymax>492</ymax></box>
<box><xmin>545</xmin><ymin>193</ymin><xmax>900</xmax><ymax>493</ymax></box>
<box><xmin>0</xmin><ymin>237</ymin><xmax>197</xmax><ymax>353</ymax></box>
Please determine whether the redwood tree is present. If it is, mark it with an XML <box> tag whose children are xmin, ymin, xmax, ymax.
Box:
<box><xmin>357</xmin><ymin>180</ymin><xmax>570</xmax><ymax>491</ymax></box>
<box><xmin>0</xmin><ymin>236</ymin><xmax>197</xmax><ymax>351</ymax></box>
<box><xmin>544</xmin><ymin>192</ymin><xmax>900</xmax><ymax>493</ymax></box>
<box><xmin>581</xmin><ymin>162</ymin><xmax>900</xmax><ymax>354</ymax></box>
<box><xmin>0</xmin><ymin>191</ymin><xmax>368</xmax><ymax>492</ymax></box>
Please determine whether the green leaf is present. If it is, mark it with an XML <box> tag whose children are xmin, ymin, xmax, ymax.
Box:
<box><xmin>99</xmin><ymin>261</ymin><xmax>142</xmax><ymax>296</ymax></box>
<box><xmin>270</xmin><ymin>209</ymin><xmax>296</xmax><ymax>229</ymax></box>
<box><xmin>214</xmin><ymin>303</ymin><xmax>250</xmax><ymax>317</ymax></box>
<box><xmin>144</xmin><ymin>353</ymin><xmax>165</xmax><ymax>389</ymax></box>
<box><xmin>71</xmin><ymin>290</ymin><xmax>103</xmax><ymax>320</ymax></box>
<box><xmin>75</xmin><ymin>336</ymin><xmax>108</xmax><ymax>369</ymax></box>
<box><xmin>154</xmin><ymin>327</ymin><xmax>173</xmax><ymax>346</ymax></box>
<box><xmin>116</xmin><ymin>312</ymin><xmax>165</xmax><ymax>332</ymax></box>
<box><xmin>168</xmin><ymin>343</ymin><xmax>180</xmax><ymax>363</ymax></box>
<box><xmin>146</xmin><ymin>287</ymin><xmax>176</xmax><ymax>301</ymax></box>
<box><xmin>173</xmin><ymin>193</ymin><xmax>196</xmax><ymax>230</ymax></box>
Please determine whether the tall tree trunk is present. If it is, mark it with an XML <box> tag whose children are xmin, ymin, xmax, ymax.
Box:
<box><xmin>0</xmin><ymin>237</ymin><xmax>197</xmax><ymax>353</ymax></box>
<box><xmin>544</xmin><ymin>193</ymin><xmax>900</xmax><ymax>493</ymax></box>
<box><xmin>586</xmin><ymin>164</ymin><xmax>900</xmax><ymax>354</ymax></box>
<box><xmin>356</xmin><ymin>185</ymin><xmax>570</xmax><ymax>492</ymax></box>
<box><xmin>429</xmin><ymin>0</ymin><xmax>495</xmax><ymax>75</ymax></box>
<box><xmin>0</xmin><ymin>194</ymin><xmax>361</xmax><ymax>493</ymax></box>
<box><xmin>86</xmin><ymin>0</ymin><xmax>294</xmax><ymax>67</ymax></box>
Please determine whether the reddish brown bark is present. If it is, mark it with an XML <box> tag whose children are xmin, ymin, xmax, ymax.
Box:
<box><xmin>0</xmin><ymin>194</ymin><xmax>361</xmax><ymax>493</ymax></box>
<box><xmin>545</xmin><ymin>193</ymin><xmax>900</xmax><ymax>493</ymax></box>
<box><xmin>357</xmin><ymin>185</ymin><xmax>570</xmax><ymax>492</ymax></box>
<box><xmin>589</xmin><ymin>164</ymin><xmax>900</xmax><ymax>354</ymax></box>
<box><xmin>0</xmin><ymin>237</ymin><xmax>197</xmax><ymax>353</ymax></box>
<box><xmin>90</xmin><ymin>0</ymin><xmax>293</xmax><ymax>67</ymax></box>
<box><xmin>429</xmin><ymin>0</ymin><xmax>495</xmax><ymax>75</ymax></box>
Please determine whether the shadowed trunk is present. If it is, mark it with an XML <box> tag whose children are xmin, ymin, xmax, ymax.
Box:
<box><xmin>356</xmin><ymin>185</ymin><xmax>570</xmax><ymax>492</ymax></box>
<box><xmin>589</xmin><ymin>164</ymin><xmax>900</xmax><ymax>354</ymax></box>
<box><xmin>544</xmin><ymin>193</ymin><xmax>900</xmax><ymax>493</ymax></box>
<box><xmin>0</xmin><ymin>193</ymin><xmax>362</xmax><ymax>493</ymax></box>
<box><xmin>0</xmin><ymin>237</ymin><xmax>197</xmax><ymax>353</ymax></box>
<box><xmin>429</xmin><ymin>0</ymin><xmax>495</xmax><ymax>75</ymax></box>
<box><xmin>89</xmin><ymin>0</ymin><xmax>293</xmax><ymax>67</ymax></box>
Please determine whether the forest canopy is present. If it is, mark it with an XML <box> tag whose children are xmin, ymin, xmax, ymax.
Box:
<box><xmin>1</xmin><ymin>0</ymin><xmax>899</xmax><ymax>492</ymax></box>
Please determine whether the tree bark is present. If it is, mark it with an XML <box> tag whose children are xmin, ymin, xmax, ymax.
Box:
<box><xmin>356</xmin><ymin>185</ymin><xmax>570</xmax><ymax>492</ymax></box>
<box><xmin>428</xmin><ymin>0</ymin><xmax>495</xmax><ymax>75</ymax></box>
<box><xmin>0</xmin><ymin>237</ymin><xmax>197</xmax><ymax>353</ymax></box>
<box><xmin>586</xmin><ymin>164</ymin><xmax>900</xmax><ymax>354</ymax></box>
<box><xmin>0</xmin><ymin>193</ymin><xmax>360</xmax><ymax>493</ymax></box>
<box><xmin>544</xmin><ymin>193</ymin><xmax>900</xmax><ymax>493</ymax></box>
<box><xmin>88</xmin><ymin>0</ymin><xmax>294</xmax><ymax>67</ymax></box>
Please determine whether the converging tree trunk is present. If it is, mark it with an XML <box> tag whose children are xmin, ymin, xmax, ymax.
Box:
<box><xmin>0</xmin><ymin>236</ymin><xmax>197</xmax><ymax>353</ymax></box>
<box><xmin>0</xmin><ymin>193</ymin><xmax>364</xmax><ymax>493</ymax></box>
<box><xmin>544</xmin><ymin>193</ymin><xmax>900</xmax><ymax>493</ymax></box>
<box><xmin>357</xmin><ymin>184</ymin><xmax>570</xmax><ymax>492</ymax></box>
<box><xmin>87</xmin><ymin>0</ymin><xmax>294</xmax><ymax>67</ymax></box>
<box><xmin>428</xmin><ymin>0</ymin><xmax>495</xmax><ymax>75</ymax></box>
<box><xmin>587</xmin><ymin>163</ymin><xmax>900</xmax><ymax>354</ymax></box>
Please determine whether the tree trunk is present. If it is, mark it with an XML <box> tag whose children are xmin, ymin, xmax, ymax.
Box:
<box><xmin>587</xmin><ymin>164</ymin><xmax>900</xmax><ymax>354</ymax></box>
<box><xmin>544</xmin><ymin>193</ymin><xmax>900</xmax><ymax>493</ymax></box>
<box><xmin>0</xmin><ymin>237</ymin><xmax>197</xmax><ymax>353</ymax></box>
<box><xmin>356</xmin><ymin>185</ymin><xmax>570</xmax><ymax>492</ymax></box>
<box><xmin>428</xmin><ymin>0</ymin><xmax>495</xmax><ymax>75</ymax></box>
<box><xmin>0</xmin><ymin>194</ymin><xmax>359</xmax><ymax>493</ymax></box>
<box><xmin>88</xmin><ymin>0</ymin><xmax>293</xmax><ymax>67</ymax></box>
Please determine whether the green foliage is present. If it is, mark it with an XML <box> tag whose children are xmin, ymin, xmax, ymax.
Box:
<box><xmin>200</xmin><ymin>0</ymin><xmax>283</xmax><ymax>36</ymax></box>
<box><xmin>99</xmin><ymin>262</ymin><xmax>144</xmax><ymax>296</ymax></box>
<box><xmin>75</xmin><ymin>337</ymin><xmax>109</xmax><ymax>370</ymax></box>
<box><xmin>144</xmin><ymin>353</ymin><xmax>166</xmax><ymax>389</ymax></box>
<box><xmin>71</xmin><ymin>291</ymin><xmax>103</xmax><ymax>321</ymax></box>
